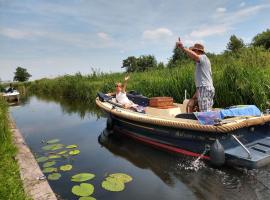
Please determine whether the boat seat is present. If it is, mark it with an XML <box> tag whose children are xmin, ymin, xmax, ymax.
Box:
<box><xmin>175</xmin><ymin>113</ymin><xmax>197</xmax><ymax>120</ymax></box>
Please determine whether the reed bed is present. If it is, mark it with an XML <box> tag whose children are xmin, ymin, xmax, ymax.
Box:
<box><xmin>28</xmin><ymin>47</ymin><xmax>270</xmax><ymax>110</ymax></box>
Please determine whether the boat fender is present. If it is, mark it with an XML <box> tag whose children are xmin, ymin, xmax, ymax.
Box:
<box><xmin>210</xmin><ymin>139</ymin><xmax>225</xmax><ymax>167</ymax></box>
<box><xmin>106</xmin><ymin>114</ymin><xmax>114</xmax><ymax>130</ymax></box>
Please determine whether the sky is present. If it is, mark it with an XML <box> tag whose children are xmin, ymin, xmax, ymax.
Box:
<box><xmin>0</xmin><ymin>0</ymin><xmax>270</xmax><ymax>81</ymax></box>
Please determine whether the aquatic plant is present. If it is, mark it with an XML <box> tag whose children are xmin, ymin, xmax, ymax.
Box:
<box><xmin>36</xmin><ymin>156</ymin><xmax>49</xmax><ymax>163</ymax></box>
<box><xmin>69</xmin><ymin>149</ymin><xmax>80</xmax><ymax>155</ymax></box>
<box><xmin>43</xmin><ymin>161</ymin><xmax>56</xmax><ymax>168</ymax></box>
<box><xmin>71</xmin><ymin>173</ymin><xmax>95</xmax><ymax>182</ymax></box>
<box><xmin>66</xmin><ymin>144</ymin><xmax>78</xmax><ymax>149</ymax></box>
<box><xmin>48</xmin><ymin>173</ymin><xmax>61</xmax><ymax>181</ymax></box>
<box><xmin>42</xmin><ymin>167</ymin><xmax>57</xmax><ymax>173</ymax></box>
<box><xmin>71</xmin><ymin>183</ymin><xmax>94</xmax><ymax>197</ymax></box>
<box><xmin>101</xmin><ymin>173</ymin><xmax>133</xmax><ymax>192</ymax></box>
<box><xmin>60</xmin><ymin>164</ymin><xmax>73</xmax><ymax>171</ymax></box>
<box><xmin>47</xmin><ymin>139</ymin><xmax>60</xmax><ymax>144</ymax></box>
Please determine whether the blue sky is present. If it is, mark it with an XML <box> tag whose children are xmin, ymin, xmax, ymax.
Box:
<box><xmin>0</xmin><ymin>0</ymin><xmax>270</xmax><ymax>81</ymax></box>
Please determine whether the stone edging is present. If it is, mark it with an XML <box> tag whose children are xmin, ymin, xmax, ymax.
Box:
<box><xmin>10</xmin><ymin>116</ymin><xmax>57</xmax><ymax>200</ymax></box>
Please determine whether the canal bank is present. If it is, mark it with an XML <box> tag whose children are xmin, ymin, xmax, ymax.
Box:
<box><xmin>0</xmin><ymin>97</ymin><xmax>56</xmax><ymax>200</ymax></box>
<box><xmin>10</xmin><ymin>117</ymin><xmax>57</xmax><ymax>200</ymax></box>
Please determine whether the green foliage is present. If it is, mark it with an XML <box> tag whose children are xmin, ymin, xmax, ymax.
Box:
<box><xmin>13</xmin><ymin>67</ymin><xmax>32</xmax><ymax>82</ymax></box>
<box><xmin>167</xmin><ymin>45</ymin><xmax>190</xmax><ymax>68</ymax></box>
<box><xmin>0</xmin><ymin>98</ymin><xmax>29</xmax><ymax>200</ymax></box>
<box><xmin>47</xmin><ymin>173</ymin><xmax>61</xmax><ymax>180</ymax></box>
<box><xmin>72</xmin><ymin>183</ymin><xmax>94</xmax><ymax>197</ymax></box>
<box><xmin>71</xmin><ymin>173</ymin><xmax>95</xmax><ymax>182</ymax></box>
<box><xmin>122</xmin><ymin>55</ymin><xmax>157</xmax><ymax>72</ymax></box>
<box><xmin>252</xmin><ymin>29</ymin><xmax>270</xmax><ymax>50</ymax></box>
<box><xmin>226</xmin><ymin>35</ymin><xmax>245</xmax><ymax>52</ymax></box>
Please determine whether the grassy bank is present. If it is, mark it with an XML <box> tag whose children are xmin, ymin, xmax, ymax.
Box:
<box><xmin>28</xmin><ymin>47</ymin><xmax>270</xmax><ymax>109</ymax></box>
<box><xmin>0</xmin><ymin>97</ymin><xmax>29</xmax><ymax>200</ymax></box>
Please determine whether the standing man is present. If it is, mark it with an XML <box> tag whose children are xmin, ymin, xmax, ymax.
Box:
<box><xmin>176</xmin><ymin>38</ymin><xmax>215</xmax><ymax>112</ymax></box>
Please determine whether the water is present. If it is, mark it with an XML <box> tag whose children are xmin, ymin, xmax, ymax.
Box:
<box><xmin>10</xmin><ymin>95</ymin><xmax>270</xmax><ymax>200</ymax></box>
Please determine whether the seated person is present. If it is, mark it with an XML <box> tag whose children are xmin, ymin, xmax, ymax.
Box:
<box><xmin>186</xmin><ymin>91</ymin><xmax>199</xmax><ymax>113</ymax></box>
<box><xmin>108</xmin><ymin>76</ymin><xmax>138</xmax><ymax>109</ymax></box>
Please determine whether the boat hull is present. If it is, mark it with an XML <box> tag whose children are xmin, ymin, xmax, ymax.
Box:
<box><xmin>106</xmin><ymin>112</ymin><xmax>270</xmax><ymax>169</ymax></box>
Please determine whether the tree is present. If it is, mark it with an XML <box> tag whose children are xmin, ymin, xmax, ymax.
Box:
<box><xmin>13</xmin><ymin>67</ymin><xmax>31</xmax><ymax>82</ymax></box>
<box><xmin>122</xmin><ymin>55</ymin><xmax>157</xmax><ymax>72</ymax></box>
<box><xmin>122</xmin><ymin>56</ymin><xmax>138</xmax><ymax>72</ymax></box>
<box><xmin>168</xmin><ymin>45</ymin><xmax>189</xmax><ymax>68</ymax></box>
<box><xmin>226</xmin><ymin>35</ymin><xmax>245</xmax><ymax>52</ymax></box>
<box><xmin>252</xmin><ymin>29</ymin><xmax>270</xmax><ymax>50</ymax></box>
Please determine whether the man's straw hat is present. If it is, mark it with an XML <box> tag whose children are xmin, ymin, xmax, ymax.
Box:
<box><xmin>190</xmin><ymin>43</ymin><xmax>205</xmax><ymax>53</ymax></box>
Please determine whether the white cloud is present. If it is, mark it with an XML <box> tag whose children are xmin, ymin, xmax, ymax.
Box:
<box><xmin>0</xmin><ymin>28</ymin><xmax>44</xmax><ymax>39</ymax></box>
<box><xmin>190</xmin><ymin>4</ymin><xmax>270</xmax><ymax>38</ymax></box>
<box><xmin>216</xmin><ymin>7</ymin><xmax>226</xmax><ymax>13</ymax></box>
<box><xmin>97</xmin><ymin>32</ymin><xmax>110</xmax><ymax>41</ymax></box>
<box><xmin>190</xmin><ymin>24</ymin><xmax>229</xmax><ymax>38</ymax></box>
<box><xmin>142</xmin><ymin>28</ymin><xmax>173</xmax><ymax>40</ymax></box>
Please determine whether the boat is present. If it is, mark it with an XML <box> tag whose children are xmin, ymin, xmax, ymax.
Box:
<box><xmin>1</xmin><ymin>90</ymin><xmax>20</xmax><ymax>102</ymax></box>
<box><xmin>96</xmin><ymin>91</ymin><xmax>270</xmax><ymax>169</ymax></box>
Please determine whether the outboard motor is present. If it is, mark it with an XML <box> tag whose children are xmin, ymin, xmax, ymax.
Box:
<box><xmin>210</xmin><ymin>139</ymin><xmax>225</xmax><ymax>167</ymax></box>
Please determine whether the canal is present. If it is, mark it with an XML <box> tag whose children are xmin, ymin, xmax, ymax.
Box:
<box><xmin>10</xmin><ymin>95</ymin><xmax>270</xmax><ymax>200</ymax></box>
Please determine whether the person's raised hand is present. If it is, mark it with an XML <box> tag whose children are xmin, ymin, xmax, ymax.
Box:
<box><xmin>124</xmin><ymin>76</ymin><xmax>130</xmax><ymax>81</ymax></box>
<box><xmin>176</xmin><ymin>37</ymin><xmax>184</xmax><ymax>49</ymax></box>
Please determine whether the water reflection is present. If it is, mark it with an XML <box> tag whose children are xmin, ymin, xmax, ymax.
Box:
<box><xmin>98</xmin><ymin>129</ymin><xmax>270</xmax><ymax>200</ymax></box>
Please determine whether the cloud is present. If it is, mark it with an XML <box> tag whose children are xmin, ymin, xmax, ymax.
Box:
<box><xmin>0</xmin><ymin>28</ymin><xmax>44</xmax><ymax>39</ymax></box>
<box><xmin>190</xmin><ymin>24</ymin><xmax>229</xmax><ymax>38</ymax></box>
<box><xmin>216</xmin><ymin>7</ymin><xmax>226</xmax><ymax>13</ymax></box>
<box><xmin>97</xmin><ymin>32</ymin><xmax>110</xmax><ymax>41</ymax></box>
<box><xmin>190</xmin><ymin>4</ymin><xmax>270</xmax><ymax>38</ymax></box>
<box><xmin>142</xmin><ymin>28</ymin><xmax>173</xmax><ymax>40</ymax></box>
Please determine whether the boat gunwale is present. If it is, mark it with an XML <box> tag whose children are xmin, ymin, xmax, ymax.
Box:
<box><xmin>96</xmin><ymin>98</ymin><xmax>270</xmax><ymax>133</ymax></box>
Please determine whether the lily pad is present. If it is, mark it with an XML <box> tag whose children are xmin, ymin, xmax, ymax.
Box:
<box><xmin>109</xmin><ymin>173</ymin><xmax>133</xmax><ymax>183</ymax></box>
<box><xmin>42</xmin><ymin>167</ymin><xmax>57</xmax><ymax>173</ymax></box>
<box><xmin>48</xmin><ymin>173</ymin><xmax>61</xmax><ymax>181</ymax></box>
<box><xmin>43</xmin><ymin>161</ymin><xmax>56</xmax><ymax>168</ymax></box>
<box><xmin>66</xmin><ymin>144</ymin><xmax>78</xmax><ymax>149</ymax></box>
<box><xmin>58</xmin><ymin>150</ymin><xmax>67</xmax><ymax>155</ymax></box>
<box><xmin>49</xmin><ymin>155</ymin><xmax>61</xmax><ymax>159</ymax></box>
<box><xmin>36</xmin><ymin>156</ymin><xmax>48</xmax><ymax>163</ymax></box>
<box><xmin>47</xmin><ymin>139</ymin><xmax>60</xmax><ymax>144</ymax></box>
<box><xmin>69</xmin><ymin>150</ymin><xmax>80</xmax><ymax>155</ymax></box>
<box><xmin>71</xmin><ymin>173</ymin><xmax>95</xmax><ymax>182</ymax></box>
<box><xmin>101</xmin><ymin>177</ymin><xmax>125</xmax><ymax>192</ymax></box>
<box><xmin>79</xmin><ymin>197</ymin><xmax>96</xmax><ymax>200</ymax></box>
<box><xmin>71</xmin><ymin>183</ymin><xmax>94</xmax><ymax>197</ymax></box>
<box><xmin>42</xmin><ymin>144</ymin><xmax>64</xmax><ymax>151</ymax></box>
<box><xmin>60</xmin><ymin>164</ymin><xmax>72</xmax><ymax>171</ymax></box>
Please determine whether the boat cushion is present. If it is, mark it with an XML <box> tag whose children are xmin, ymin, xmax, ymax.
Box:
<box><xmin>194</xmin><ymin>111</ymin><xmax>221</xmax><ymax>125</ymax></box>
<box><xmin>220</xmin><ymin>105</ymin><xmax>261</xmax><ymax>119</ymax></box>
<box><xmin>127</xmin><ymin>92</ymin><xmax>149</xmax><ymax>107</ymax></box>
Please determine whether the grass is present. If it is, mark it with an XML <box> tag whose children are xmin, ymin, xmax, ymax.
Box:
<box><xmin>25</xmin><ymin>46</ymin><xmax>270</xmax><ymax>110</ymax></box>
<box><xmin>0</xmin><ymin>97</ymin><xmax>30</xmax><ymax>200</ymax></box>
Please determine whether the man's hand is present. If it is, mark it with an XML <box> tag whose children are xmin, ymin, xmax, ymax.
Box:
<box><xmin>124</xmin><ymin>76</ymin><xmax>130</xmax><ymax>81</ymax></box>
<box><xmin>176</xmin><ymin>37</ymin><xmax>184</xmax><ymax>49</ymax></box>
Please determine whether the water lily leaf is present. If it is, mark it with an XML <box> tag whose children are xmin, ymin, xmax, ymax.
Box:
<box><xmin>36</xmin><ymin>156</ymin><xmax>48</xmax><ymax>163</ymax></box>
<box><xmin>58</xmin><ymin>150</ymin><xmax>67</xmax><ymax>155</ymax></box>
<box><xmin>42</xmin><ymin>167</ymin><xmax>57</xmax><ymax>173</ymax></box>
<box><xmin>43</xmin><ymin>161</ymin><xmax>56</xmax><ymax>168</ymax></box>
<box><xmin>48</xmin><ymin>173</ymin><xmax>61</xmax><ymax>181</ymax></box>
<box><xmin>69</xmin><ymin>150</ymin><xmax>80</xmax><ymax>155</ymax></box>
<box><xmin>42</xmin><ymin>144</ymin><xmax>64</xmax><ymax>151</ymax></box>
<box><xmin>60</xmin><ymin>164</ymin><xmax>72</xmax><ymax>171</ymax></box>
<box><xmin>47</xmin><ymin>139</ymin><xmax>60</xmax><ymax>144</ymax></box>
<box><xmin>66</xmin><ymin>144</ymin><xmax>78</xmax><ymax>149</ymax></box>
<box><xmin>71</xmin><ymin>183</ymin><xmax>94</xmax><ymax>197</ymax></box>
<box><xmin>79</xmin><ymin>197</ymin><xmax>96</xmax><ymax>200</ymax></box>
<box><xmin>71</xmin><ymin>173</ymin><xmax>95</xmax><ymax>182</ymax></box>
<box><xmin>109</xmin><ymin>173</ymin><xmax>133</xmax><ymax>183</ymax></box>
<box><xmin>101</xmin><ymin>177</ymin><xmax>125</xmax><ymax>192</ymax></box>
<box><xmin>49</xmin><ymin>155</ymin><xmax>61</xmax><ymax>159</ymax></box>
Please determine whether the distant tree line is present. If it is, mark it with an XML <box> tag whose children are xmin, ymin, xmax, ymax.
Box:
<box><xmin>122</xmin><ymin>29</ymin><xmax>270</xmax><ymax>72</ymax></box>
